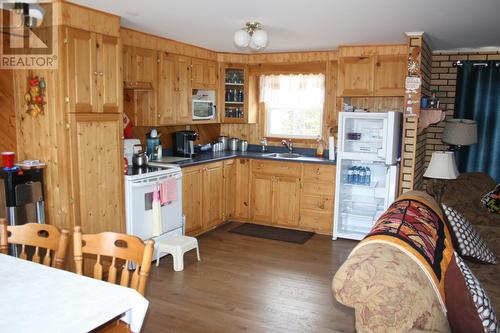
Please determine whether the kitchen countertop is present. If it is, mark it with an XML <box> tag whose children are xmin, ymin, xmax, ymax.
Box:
<box><xmin>168</xmin><ymin>150</ymin><xmax>336</xmax><ymax>168</ymax></box>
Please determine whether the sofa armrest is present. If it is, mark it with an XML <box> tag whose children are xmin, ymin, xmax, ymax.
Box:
<box><xmin>332</xmin><ymin>243</ymin><xmax>450</xmax><ymax>333</ymax></box>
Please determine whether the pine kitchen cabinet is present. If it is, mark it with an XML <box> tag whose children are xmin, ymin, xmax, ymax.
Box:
<box><xmin>182</xmin><ymin>162</ymin><xmax>224</xmax><ymax>235</ymax></box>
<box><xmin>223</xmin><ymin>159</ymin><xmax>237</xmax><ymax>220</ymax></box>
<box><xmin>250</xmin><ymin>160</ymin><xmax>301</xmax><ymax>227</ymax></box>
<box><xmin>68</xmin><ymin>113</ymin><xmax>124</xmax><ymax>234</ymax></box>
<box><xmin>122</xmin><ymin>46</ymin><xmax>157</xmax><ymax>89</ymax></box>
<box><xmin>191</xmin><ymin>58</ymin><xmax>218</xmax><ymax>90</ymax></box>
<box><xmin>338</xmin><ymin>46</ymin><xmax>407</xmax><ymax>97</ymax></box>
<box><xmin>182</xmin><ymin>165</ymin><xmax>203</xmax><ymax>235</ymax></box>
<box><xmin>65</xmin><ymin>27</ymin><xmax>122</xmax><ymax>114</ymax></box>
<box><xmin>12</xmin><ymin>3</ymin><xmax>124</xmax><ymax>235</ymax></box>
<box><xmin>235</xmin><ymin>158</ymin><xmax>251</xmax><ymax>220</ymax></box>
<box><xmin>299</xmin><ymin>164</ymin><xmax>336</xmax><ymax>234</ymax></box>
<box><xmin>174</xmin><ymin>55</ymin><xmax>193</xmax><ymax>124</ymax></box>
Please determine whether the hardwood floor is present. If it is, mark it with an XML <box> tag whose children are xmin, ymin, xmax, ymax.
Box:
<box><xmin>142</xmin><ymin>222</ymin><xmax>357</xmax><ymax>333</ymax></box>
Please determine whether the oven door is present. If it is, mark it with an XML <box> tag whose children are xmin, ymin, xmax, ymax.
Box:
<box><xmin>192</xmin><ymin>100</ymin><xmax>216</xmax><ymax>120</ymax></box>
<box><xmin>125</xmin><ymin>175</ymin><xmax>183</xmax><ymax>240</ymax></box>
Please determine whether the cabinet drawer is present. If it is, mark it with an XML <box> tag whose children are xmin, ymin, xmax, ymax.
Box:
<box><xmin>300</xmin><ymin>195</ymin><xmax>334</xmax><ymax>212</ymax></box>
<box><xmin>303</xmin><ymin>164</ymin><xmax>335</xmax><ymax>183</ymax></box>
<box><xmin>302</xmin><ymin>182</ymin><xmax>334</xmax><ymax>196</ymax></box>
<box><xmin>299</xmin><ymin>210</ymin><xmax>333</xmax><ymax>233</ymax></box>
<box><xmin>252</xmin><ymin>160</ymin><xmax>301</xmax><ymax>177</ymax></box>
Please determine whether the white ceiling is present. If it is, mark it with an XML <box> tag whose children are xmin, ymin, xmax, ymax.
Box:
<box><xmin>72</xmin><ymin>0</ymin><xmax>500</xmax><ymax>53</ymax></box>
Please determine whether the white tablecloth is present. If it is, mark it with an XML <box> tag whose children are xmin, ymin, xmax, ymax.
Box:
<box><xmin>0</xmin><ymin>254</ymin><xmax>149</xmax><ymax>333</ymax></box>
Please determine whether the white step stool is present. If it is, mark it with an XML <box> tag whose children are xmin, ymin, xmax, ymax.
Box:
<box><xmin>155</xmin><ymin>236</ymin><xmax>200</xmax><ymax>271</ymax></box>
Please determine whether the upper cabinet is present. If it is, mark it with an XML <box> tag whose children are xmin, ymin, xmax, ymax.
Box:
<box><xmin>220</xmin><ymin>64</ymin><xmax>257</xmax><ymax>124</ymax></box>
<box><xmin>338</xmin><ymin>46</ymin><xmax>407</xmax><ymax>97</ymax></box>
<box><xmin>123</xmin><ymin>46</ymin><xmax>157</xmax><ymax>89</ymax></box>
<box><xmin>191</xmin><ymin>58</ymin><xmax>218</xmax><ymax>90</ymax></box>
<box><xmin>65</xmin><ymin>27</ymin><xmax>122</xmax><ymax>114</ymax></box>
<box><xmin>338</xmin><ymin>56</ymin><xmax>374</xmax><ymax>96</ymax></box>
<box><xmin>174</xmin><ymin>55</ymin><xmax>192</xmax><ymax>124</ymax></box>
<box><xmin>373</xmin><ymin>55</ymin><xmax>407</xmax><ymax>96</ymax></box>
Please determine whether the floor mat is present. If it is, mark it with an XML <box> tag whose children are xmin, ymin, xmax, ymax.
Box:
<box><xmin>228</xmin><ymin>223</ymin><xmax>314</xmax><ymax>244</ymax></box>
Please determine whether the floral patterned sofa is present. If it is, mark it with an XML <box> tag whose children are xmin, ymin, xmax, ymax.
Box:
<box><xmin>332</xmin><ymin>179</ymin><xmax>499</xmax><ymax>332</ymax></box>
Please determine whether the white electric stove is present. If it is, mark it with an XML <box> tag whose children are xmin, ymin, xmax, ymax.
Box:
<box><xmin>124</xmin><ymin>164</ymin><xmax>183</xmax><ymax>261</ymax></box>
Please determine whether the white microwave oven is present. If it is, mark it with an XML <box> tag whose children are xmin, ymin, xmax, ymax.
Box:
<box><xmin>192</xmin><ymin>99</ymin><xmax>216</xmax><ymax>120</ymax></box>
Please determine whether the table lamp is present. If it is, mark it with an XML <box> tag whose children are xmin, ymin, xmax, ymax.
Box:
<box><xmin>424</xmin><ymin>151</ymin><xmax>459</xmax><ymax>203</ymax></box>
<box><xmin>442</xmin><ymin>119</ymin><xmax>477</xmax><ymax>151</ymax></box>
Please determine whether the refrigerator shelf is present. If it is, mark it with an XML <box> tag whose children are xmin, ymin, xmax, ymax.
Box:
<box><xmin>345</xmin><ymin>139</ymin><xmax>383</xmax><ymax>143</ymax></box>
<box><xmin>343</xmin><ymin>181</ymin><xmax>378</xmax><ymax>189</ymax></box>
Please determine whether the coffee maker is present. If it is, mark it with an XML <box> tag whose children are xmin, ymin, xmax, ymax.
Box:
<box><xmin>173</xmin><ymin>130</ymin><xmax>199</xmax><ymax>157</ymax></box>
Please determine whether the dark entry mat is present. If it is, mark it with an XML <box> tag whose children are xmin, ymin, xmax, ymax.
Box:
<box><xmin>228</xmin><ymin>223</ymin><xmax>314</xmax><ymax>244</ymax></box>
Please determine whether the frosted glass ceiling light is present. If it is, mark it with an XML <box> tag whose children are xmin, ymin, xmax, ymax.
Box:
<box><xmin>233</xmin><ymin>21</ymin><xmax>268</xmax><ymax>51</ymax></box>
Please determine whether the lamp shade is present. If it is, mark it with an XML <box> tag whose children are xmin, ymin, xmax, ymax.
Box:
<box><xmin>442</xmin><ymin>119</ymin><xmax>477</xmax><ymax>146</ymax></box>
<box><xmin>424</xmin><ymin>151</ymin><xmax>459</xmax><ymax>179</ymax></box>
<box><xmin>251</xmin><ymin>29</ymin><xmax>268</xmax><ymax>49</ymax></box>
<box><xmin>233</xmin><ymin>29</ymin><xmax>250</xmax><ymax>48</ymax></box>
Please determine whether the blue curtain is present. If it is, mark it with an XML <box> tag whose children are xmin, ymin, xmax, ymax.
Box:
<box><xmin>455</xmin><ymin>61</ymin><xmax>500</xmax><ymax>182</ymax></box>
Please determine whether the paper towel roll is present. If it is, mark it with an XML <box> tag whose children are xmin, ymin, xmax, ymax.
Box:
<box><xmin>328</xmin><ymin>136</ymin><xmax>335</xmax><ymax>161</ymax></box>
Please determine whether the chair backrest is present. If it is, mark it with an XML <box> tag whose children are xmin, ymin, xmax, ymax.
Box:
<box><xmin>73</xmin><ymin>226</ymin><xmax>155</xmax><ymax>296</ymax></box>
<box><xmin>0</xmin><ymin>218</ymin><xmax>70</xmax><ymax>269</ymax></box>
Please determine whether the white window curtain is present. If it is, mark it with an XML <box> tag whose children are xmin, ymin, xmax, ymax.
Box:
<box><xmin>260</xmin><ymin>74</ymin><xmax>325</xmax><ymax>139</ymax></box>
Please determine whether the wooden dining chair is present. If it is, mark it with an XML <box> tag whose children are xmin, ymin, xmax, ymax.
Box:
<box><xmin>0</xmin><ymin>218</ymin><xmax>70</xmax><ymax>269</ymax></box>
<box><xmin>73</xmin><ymin>226</ymin><xmax>155</xmax><ymax>296</ymax></box>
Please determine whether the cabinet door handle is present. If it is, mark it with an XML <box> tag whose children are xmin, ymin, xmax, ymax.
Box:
<box><xmin>94</xmin><ymin>71</ymin><xmax>98</xmax><ymax>76</ymax></box>
<box><xmin>99</xmin><ymin>72</ymin><xmax>103</xmax><ymax>76</ymax></box>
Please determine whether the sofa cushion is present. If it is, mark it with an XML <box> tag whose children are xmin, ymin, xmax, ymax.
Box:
<box><xmin>442</xmin><ymin>204</ymin><xmax>496</xmax><ymax>264</ymax></box>
<box><xmin>446</xmin><ymin>252</ymin><xmax>499</xmax><ymax>333</ymax></box>
<box><xmin>482</xmin><ymin>184</ymin><xmax>500</xmax><ymax>214</ymax></box>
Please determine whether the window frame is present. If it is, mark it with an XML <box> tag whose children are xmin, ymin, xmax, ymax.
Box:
<box><xmin>260</xmin><ymin>73</ymin><xmax>325</xmax><ymax>141</ymax></box>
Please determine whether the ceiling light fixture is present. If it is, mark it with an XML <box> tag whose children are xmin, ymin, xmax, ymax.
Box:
<box><xmin>233</xmin><ymin>21</ymin><xmax>268</xmax><ymax>51</ymax></box>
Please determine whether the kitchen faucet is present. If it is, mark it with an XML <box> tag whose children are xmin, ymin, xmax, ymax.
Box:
<box><xmin>281</xmin><ymin>139</ymin><xmax>293</xmax><ymax>153</ymax></box>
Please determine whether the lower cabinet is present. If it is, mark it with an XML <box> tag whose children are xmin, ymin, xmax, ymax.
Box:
<box><xmin>182</xmin><ymin>161</ymin><xmax>223</xmax><ymax>235</ymax></box>
<box><xmin>299</xmin><ymin>164</ymin><xmax>336</xmax><ymax>234</ymax></box>
<box><xmin>250</xmin><ymin>160</ymin><xmax>301</xmax><ymax>227</ymax></box>
<box><xmin>223</xmin><ymin>160</ymin><xmax>237</xmax><ymax>220</ymax></box>
<box><xmin>250</xmin><ymin>173</ymin><xmax>274</xmax><ymax>223</ymax></box>
<box><xmin>183</xmin><ymin>159</ymin><xmax>336</xmax><ymax>236</ymax></box>
<box><xmin>273</xmin><ymin>176</ymin><xmax>300</xmax><ymax>227</ymax></box>
<box><xmin>182</xmin><ymin>166</ymin><xmax>203</xmax><ymax>234</ymax></box>
<box><xmin>202</xmin><ymin>162</ymin><xmax>224</xmax><ymax>228</ymax></box>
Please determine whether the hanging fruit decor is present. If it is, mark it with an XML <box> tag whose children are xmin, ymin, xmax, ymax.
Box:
<box><xmin>24</xmin><ymin>72</ymin><xmax>47</xmax><ymax>117</ymax></box>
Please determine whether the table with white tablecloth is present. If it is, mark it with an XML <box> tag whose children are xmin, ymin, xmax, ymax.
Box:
<box><xmin>0</xmin><ymin>254</ymin><xmax>149</xmax><ymax>333</ymax></box>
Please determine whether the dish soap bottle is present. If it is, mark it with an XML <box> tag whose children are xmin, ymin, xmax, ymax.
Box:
<box><xmin>316</xmin><ymin>136</ymin><xmax>324</xmax><ymax>157</ymax></box>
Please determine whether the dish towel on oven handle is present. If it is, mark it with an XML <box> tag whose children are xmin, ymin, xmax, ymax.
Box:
<box><xmin>160</xmin><ymin>177</ymin><xmax>178</xmax><ymax>205</ymax></box>
<box><xmin>152</xmin><ymin>185</ymin><xmax>162</xmax><ymax>237</ymax></box>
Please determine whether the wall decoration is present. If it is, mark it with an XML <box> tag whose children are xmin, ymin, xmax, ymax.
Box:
<box><xmin>24</xmin><ymin>72</ymin><xmax>46</xmax><ymax>117</ymax></box>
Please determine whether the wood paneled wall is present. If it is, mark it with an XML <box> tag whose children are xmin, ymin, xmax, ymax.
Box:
<box><xmin>12</xmin><ymin>66</ymin><xmax>72</xmax><ymax>230</ymax></box>
<box><xmin>0</xmin><ymin>70</ymin><xmax>16</xmax><ymax>153</ymax></box>
<box><xmin>120</xmin><ymin>28</ymin><xmax>218</xmax><ymax>60</ymax></box>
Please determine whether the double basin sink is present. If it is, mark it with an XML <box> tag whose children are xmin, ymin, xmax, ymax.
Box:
<box><xmin>263</xmin><ymin>152</ymin><xmax>304</xmax><ymax>159</ymax></box>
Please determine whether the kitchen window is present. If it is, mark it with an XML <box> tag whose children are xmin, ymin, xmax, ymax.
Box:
<box><xmin>260</xmin><ymin>74</ymin><xmax>325</xmax><ymax>139</ymax></box>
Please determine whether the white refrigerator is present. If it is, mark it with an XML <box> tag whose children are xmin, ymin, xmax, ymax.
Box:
<box><xmin>333</xmin><ymin>111</ymin><xmax>402</xmax><ymax>240</ymax></box>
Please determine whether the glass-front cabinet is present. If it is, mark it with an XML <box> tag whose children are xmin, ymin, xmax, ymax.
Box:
<box><xmin>220</xmin><ymin>64</ymin><xmax>257</xmax><ymax>124</ymax></box>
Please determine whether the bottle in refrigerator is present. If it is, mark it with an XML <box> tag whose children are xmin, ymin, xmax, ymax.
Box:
<box><xmin>347</xmin><ymin>167</ymin><xmax>354</xmax><ymax>184</ymax></box>
<box><xmin>359</xmin><ymin>167</ymin><xmax>366</xmax><ymax>185</ymax></box>
<box><xmin>365</xmin><ymin>167</ymin><xmax>371</xmax><ymax>185</ymax></box>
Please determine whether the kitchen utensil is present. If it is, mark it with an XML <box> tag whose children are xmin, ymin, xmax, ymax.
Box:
<box><xmin>238</xmin><ymin>140</ymin><xmax>248</xmax><ymax>152</ymax></box>
<box><xmin>218</xmin><ymin>136</ymin><xmax>229</xmax><ymax>150</ymax></box>
<box><xmin>229</xmin><ymin>138</ymin><xmax>239</xmax><ymax>151</ymax></box>
<box><xmin>1</xmin><ymin>152</ymin><xmax>15</xmax><ymax>168</ymax></box>
<box><xmin>132</xmin><ymin>151</ymin><xmax>149</xmax><ymax>167</ymax></box>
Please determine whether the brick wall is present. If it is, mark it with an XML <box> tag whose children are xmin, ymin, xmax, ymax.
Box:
<box><xmin>400</xmin><ymin>34</ymin><xmax>433</xmax><ymax>193</ymax></box>
<box><xmin>424</xmin><ymin>50</ymin><xmax>500</xmax><ymax>167</ymax></box>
